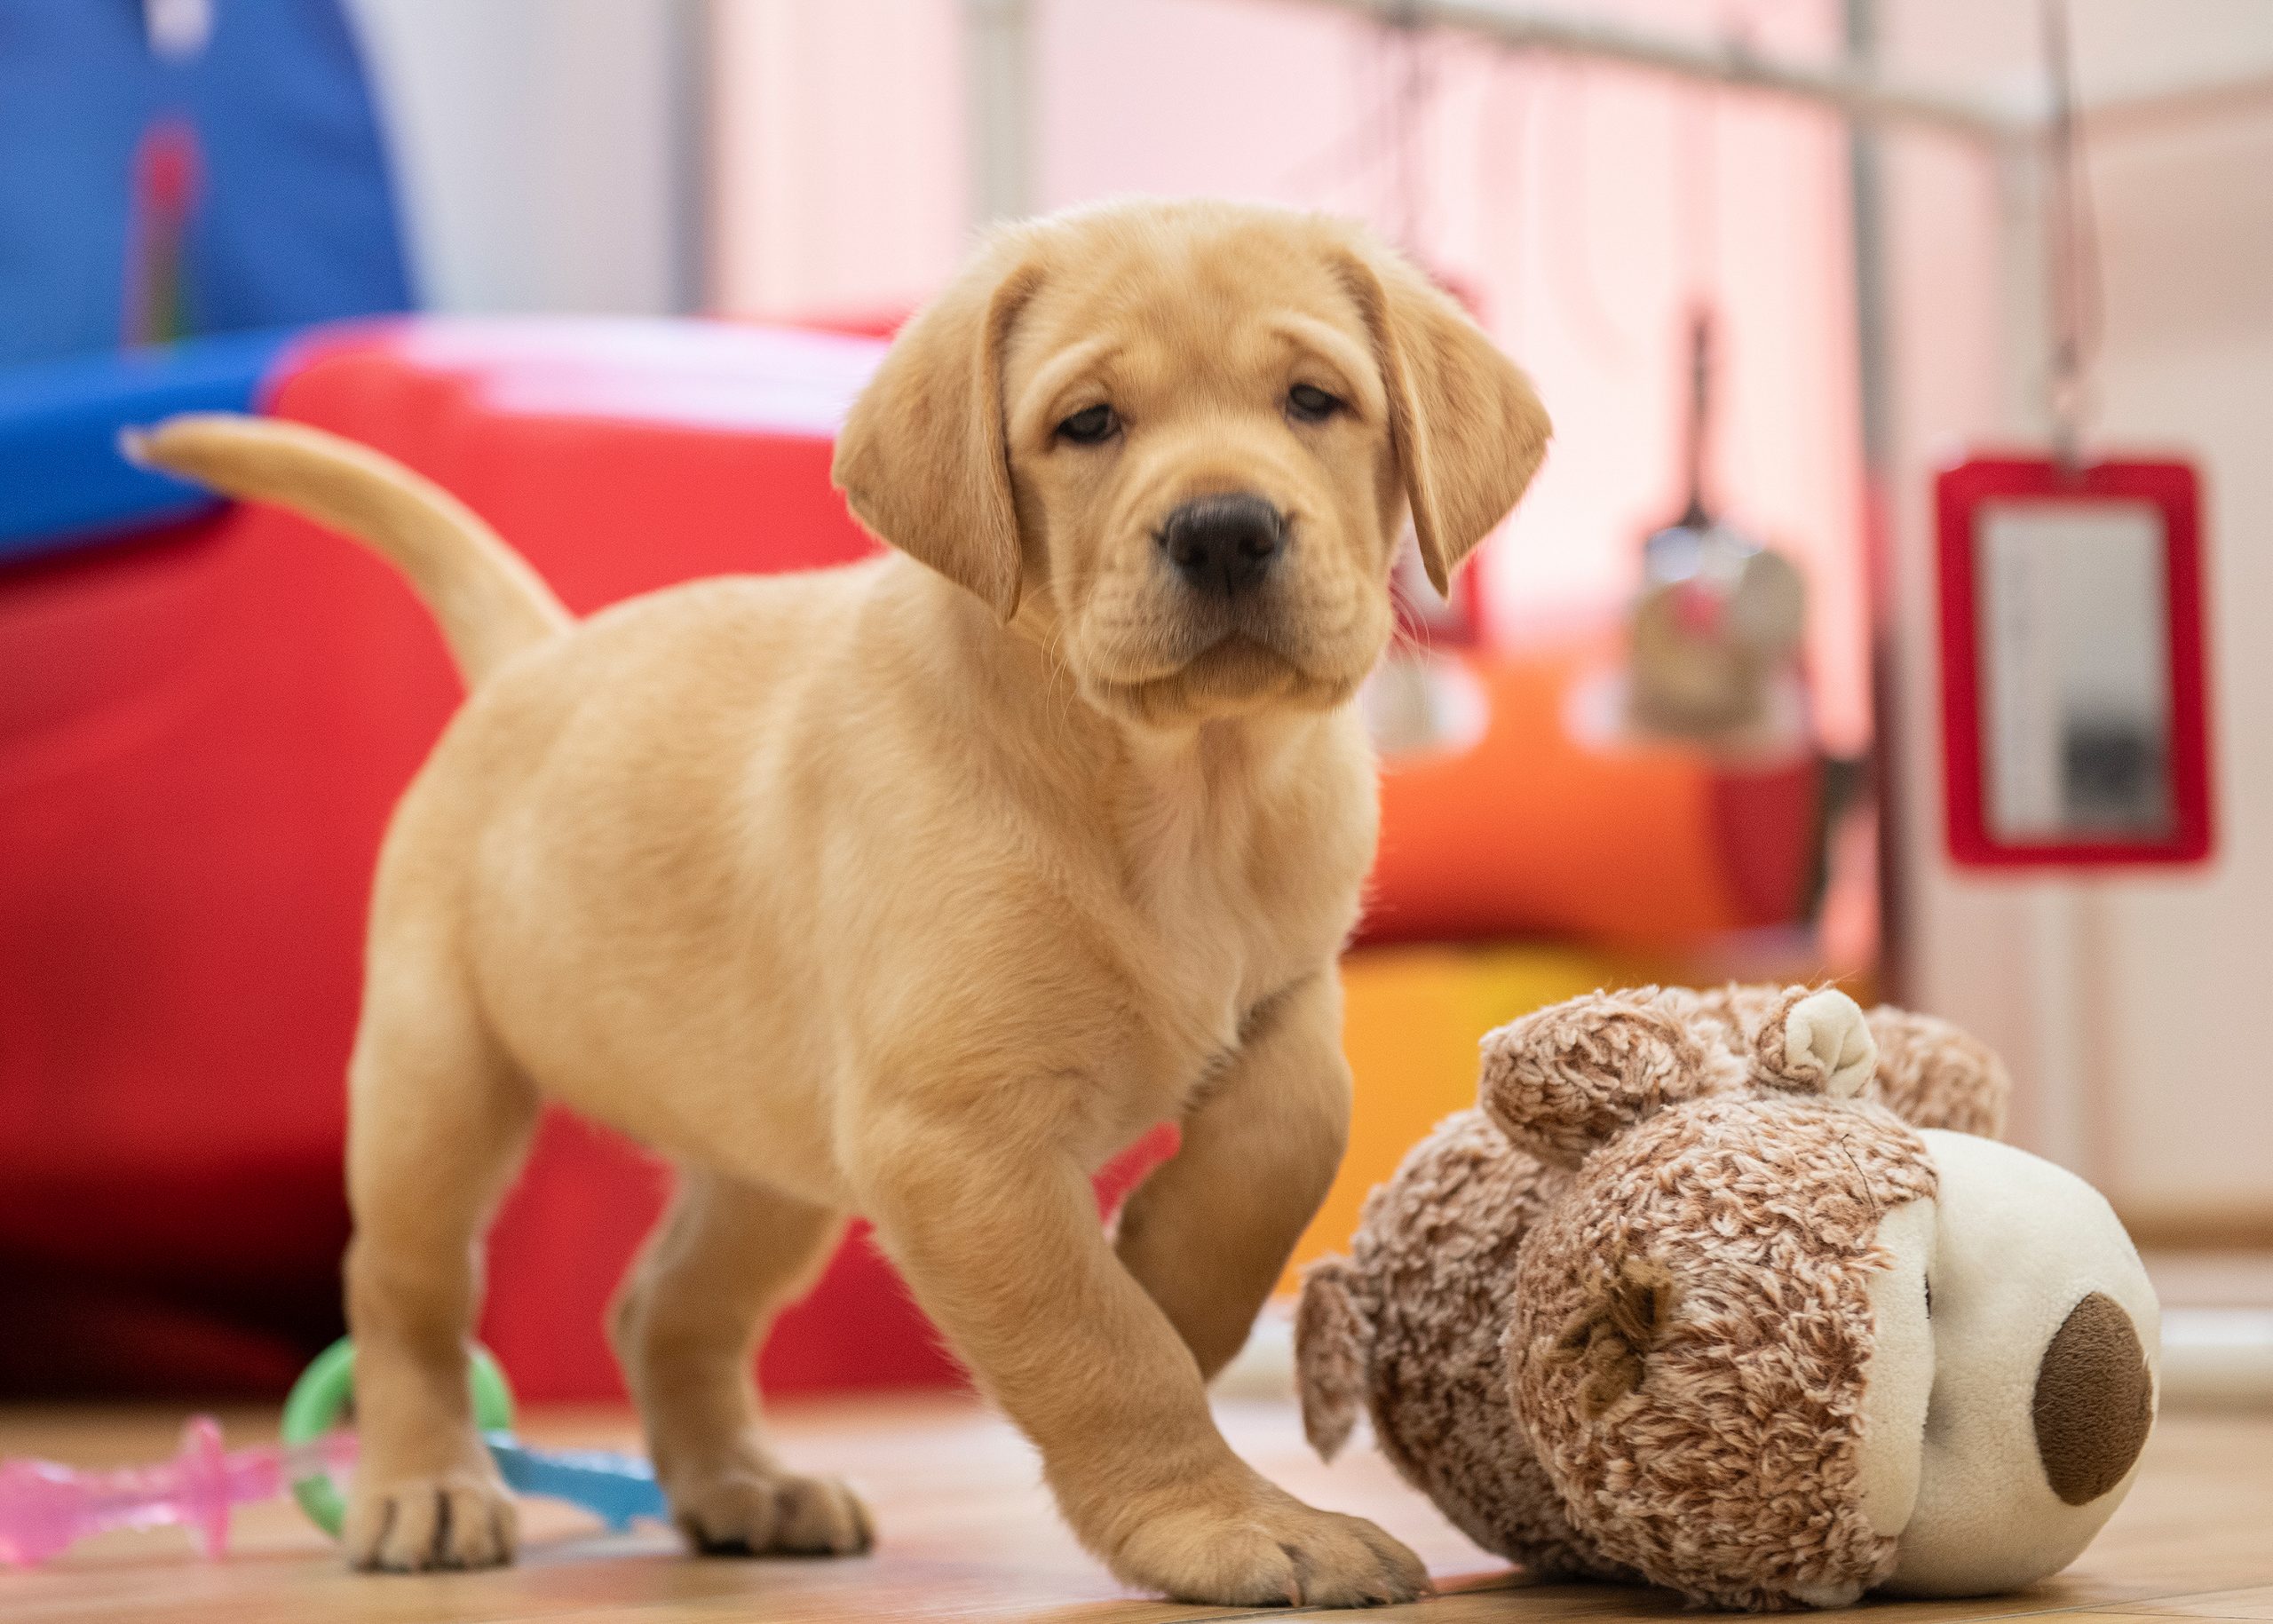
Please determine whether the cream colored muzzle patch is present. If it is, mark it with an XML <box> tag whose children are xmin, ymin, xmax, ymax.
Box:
<box><xmin>1879</xmin><ymin>1130</ymin><xmax>2159</xmax><ymax>1597</ymax></box>
<box><xmin>1857</xmin><ymin>1197</ymin><xmax>1936</xmax><ymax>1539</ymax></box>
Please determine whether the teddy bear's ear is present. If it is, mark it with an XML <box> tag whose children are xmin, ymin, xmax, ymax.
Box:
<box><xmin>1746</xmin><ymin>986</ymin><xmax>1878</xmax><ymax>1099</ymax></box>
<box><xmin>1550</xmin><ymin>1254</ymin><xmax>1679</xmax><ymax>1418</ymax></box>
<box><xmin>1478</xmin><ymin>990</ymin><xmax>1728</xmax><ymax>1169</ymax></box>
<box><xmin>1865</xmin><ymin>1005</ymin><xmax>2011</xmax><ymax>1137</ymax></box>
<box><xmin>1295</xmin><ymin>1257</ymin><xmax>1371</xmax><ymax>1462</ymax></box>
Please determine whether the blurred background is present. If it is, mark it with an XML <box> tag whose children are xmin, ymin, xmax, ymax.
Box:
<box><xmin>2</xmin><ymin>0</ymin><xmax>2268</xmax><ymax>1407</ymax></box>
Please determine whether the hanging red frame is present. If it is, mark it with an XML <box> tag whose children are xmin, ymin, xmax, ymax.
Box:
<box><xmin>1935</xmin><ymin>455</ymin><xmax>2214</xmax><ymax>868</ymax></box>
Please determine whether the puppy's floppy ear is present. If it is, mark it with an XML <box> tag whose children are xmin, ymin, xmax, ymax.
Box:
<box><xmin>1339</xmin><ymin>244</ymin><xmax>1551</xmax><ymax>597</ymax></box>
<box><xmin>1479</xmin><ymin>989</ymin><xmax>1729</xmax><ymax>1169</ymax></box>
<box><xmin>832</xmin><ymin>238</ymin><xmax>1041</xmax><ymax>621</ymax></box>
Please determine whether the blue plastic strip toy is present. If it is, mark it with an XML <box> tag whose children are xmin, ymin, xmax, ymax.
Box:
<box><xmin>484</xmin><ymin>1434</ymin><xmax>669</xmax><ymax>1532</ymax></box>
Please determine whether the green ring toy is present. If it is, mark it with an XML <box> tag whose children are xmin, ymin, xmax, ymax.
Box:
<box><xmin>279</xmin><ymin>1336</ymin><xmax>516</xmax><ymax>1536</ymax></box>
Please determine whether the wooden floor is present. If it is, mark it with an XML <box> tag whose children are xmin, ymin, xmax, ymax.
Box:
<box><xmin>3</xmin><ymin>1396</ymin><xmax>2269</xmax><ymax>1623</ymax></box>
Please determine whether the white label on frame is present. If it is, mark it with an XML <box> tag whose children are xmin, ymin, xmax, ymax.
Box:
<box><xmin>1976</xmin><ymin>500</ymin><xmax>2173</xmax><ymax>843</ymax></box>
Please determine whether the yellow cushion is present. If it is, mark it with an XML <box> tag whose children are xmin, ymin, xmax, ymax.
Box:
<box><xmin>1279</xmin><ymin>942</ymin><xmax>1642</xmax><ymax>1293</ymax></box>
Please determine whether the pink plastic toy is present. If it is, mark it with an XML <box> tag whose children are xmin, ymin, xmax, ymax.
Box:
<box><xmin>0</xmin><ymin>1416</ymin><xmax>355</xmax><ymax>1566</ymax></box>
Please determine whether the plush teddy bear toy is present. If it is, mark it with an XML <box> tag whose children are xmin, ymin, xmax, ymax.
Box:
<box><xmin>1295</xmin><ymin>986</ymin><xmax>2158</xmax><ymax>1611</ymax></box>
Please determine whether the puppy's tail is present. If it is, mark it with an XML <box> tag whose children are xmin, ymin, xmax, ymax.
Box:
<box><xmin>123</xmin><ymin>413</ymin><xmax>571</xmax><ymax>687</ymax></box>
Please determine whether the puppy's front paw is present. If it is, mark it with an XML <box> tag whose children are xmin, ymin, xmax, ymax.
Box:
<box><xmin>1111</xmin><ymin>1476</ymin><xmax>1428</xmax><ymax>1607</ymax></box>
<box><xmin>671</xmin><ymin>1466</ymin><xmax>875</xmax><ymax>1557</ymax></box>
<box><xmin>346</xmin><ymin>1470</ymin><xmax>518</xmax><ymax>1572</ymax></box>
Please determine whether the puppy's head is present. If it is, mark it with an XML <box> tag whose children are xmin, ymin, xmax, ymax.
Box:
<box><xmin>833</xmin><ymin>200</ymin><xmax>1550</xmax><ymax>727</ymax></box>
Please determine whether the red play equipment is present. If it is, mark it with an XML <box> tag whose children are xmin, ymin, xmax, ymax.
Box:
<box><xmin>0</xmin><ymin>319</ymin><xmax>943</xmax><ymax>1397</ymax></box>
<box><xmin>2</xmin><ymin>314</ymin><xmax>1817</xmax><ymax>1398</ymax></box>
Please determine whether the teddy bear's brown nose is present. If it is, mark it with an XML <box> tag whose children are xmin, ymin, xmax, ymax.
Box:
<box><xmin>2032</xmin><ymin>1291</ymin><xmax>2154</xmax><ymax>1505</ymax></box>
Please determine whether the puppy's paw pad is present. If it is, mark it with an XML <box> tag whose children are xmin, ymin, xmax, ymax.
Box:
<box><xmin>675</xmin><ymin>1470</ymin><xmax>873</xmax><ymax>1558</ymax></box>
<box><xmin>1117</xmin><ymin>1487</ymin><xmax>1428</xmax><ymax>1606</ymax></box>
<box><xmin>346</xmin><ymin>1472</ymin><xmax>518</xmax><ymax>1573</ymax></box>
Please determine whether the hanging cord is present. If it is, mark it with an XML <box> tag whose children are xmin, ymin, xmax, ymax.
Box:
<box><xmin>1677</xmin><ymin>309</ymin><xmax>1716</xmax><ymax>530</ymax></box>
<box><xmin>1675</xmin><ymin>54</ymin><xmax>1723</xmax><ymax>530</ymax></box>
<box><xmin>2040</xmin><ymin>0</ymin><xmax>2103</xmax><ymax>476</ymax></box>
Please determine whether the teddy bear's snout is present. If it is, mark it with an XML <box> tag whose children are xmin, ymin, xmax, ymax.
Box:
<box><xmin>2032</xmin><ymin>1291</ymin><xmax>2155</xmax><ymax>1506</ymax></box>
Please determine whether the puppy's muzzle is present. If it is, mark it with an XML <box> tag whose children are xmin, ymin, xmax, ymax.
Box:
<box><xmin>1156</xmin><ymin>493</ymin><xmax>1285</xmax><ymax>598</ymax></box>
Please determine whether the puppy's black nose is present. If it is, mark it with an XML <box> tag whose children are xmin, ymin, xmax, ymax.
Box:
<box><xmin>1157</xmin><ymin>494</ymin><xmax>1285</xmax><ymax>597</ymax></box>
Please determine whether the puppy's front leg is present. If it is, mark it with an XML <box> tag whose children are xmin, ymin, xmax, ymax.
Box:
<box><xmin>1115</xmin><ymin>970</ymin><xmax>1350</xmax><ymax>1382</ymax></box>
<box><xmin>855</xmin><ymin>1092</ymin><xmax>1424</xmax><ymax>1607</ymax></box>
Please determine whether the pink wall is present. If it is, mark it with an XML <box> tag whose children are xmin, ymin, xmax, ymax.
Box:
<box><xmin>709</xmin><ymin>0</ymin><xmax>1870</xmax><ymax>750</ymax></box>
<box><xmin>710</xmin><ymin>0</ymin><xmax>970</xmax><ymax>323</ymax></box>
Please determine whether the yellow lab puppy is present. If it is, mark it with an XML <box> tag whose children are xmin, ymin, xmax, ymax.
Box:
<box><xmin>131</xmin><ymin>199</ymin><xmax>1548</xmax><ymax>1605</ymax></box>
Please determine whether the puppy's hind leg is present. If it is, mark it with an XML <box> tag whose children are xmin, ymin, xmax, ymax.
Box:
<box><xmin>609</xmin><ymin>1171</ymin><xmax>874</xmax><ymax>1557</ymax></box>
<box><xmin>341</xmin><ymin>956</ymin><xmax>538</xmax><ymax>1573</ymax></box>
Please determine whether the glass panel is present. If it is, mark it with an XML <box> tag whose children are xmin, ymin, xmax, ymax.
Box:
<box><xmin>1977</xmin><ymin>499</ymin><xmax>2172</xmax><ymax>842</ymax></box>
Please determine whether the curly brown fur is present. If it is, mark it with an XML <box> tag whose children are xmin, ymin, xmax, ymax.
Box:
<box><xmin>1864</xmin><ymin>1007</ymin><xmax>2008</xmax><ymax>1137</ymax></box>
<box><xmin>1549</xmin><ymin>1255</ymin><xmax>1678</xmax><ymax>1417</ymax></box>
<box><xmin>1478</xmin><ymin>989</ymin><xmax>1743</xmax><ymax>1168</ymax></box>
<box><xmin>1300</xmin><ymin>1110</ymin><xmax>1605</xmax><ymax>1580</ymax></box>
<box><xmin>1510</xmin><ymin>1094</ymin><xmax>1935</xmax><ymax>1609</ymax></box>
<box><xmin>1296</xmin><ymin>984</ymin><xmax>2014</xmax><ymax>1612</ymax></box>
<box><xmin>1294</xmin><ymin>1258</ymin><xmax>1370</xmax><ymax>1460</ymax></box>
<box><xmin>1690</xmin><ymin>985</ymin><xmax>2006</xmax><ymax>1132</ymax></box>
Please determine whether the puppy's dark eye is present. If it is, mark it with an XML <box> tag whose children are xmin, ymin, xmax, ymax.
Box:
<box><xmin>1287</xmin><ymin>384</ymin><xmax>1343</xmax><ymax>423</ymax></box>
<box><xmin>1056</xmin><ymin>404</ymin><xmax>1118</xmax><ymax>444</ymax></box>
